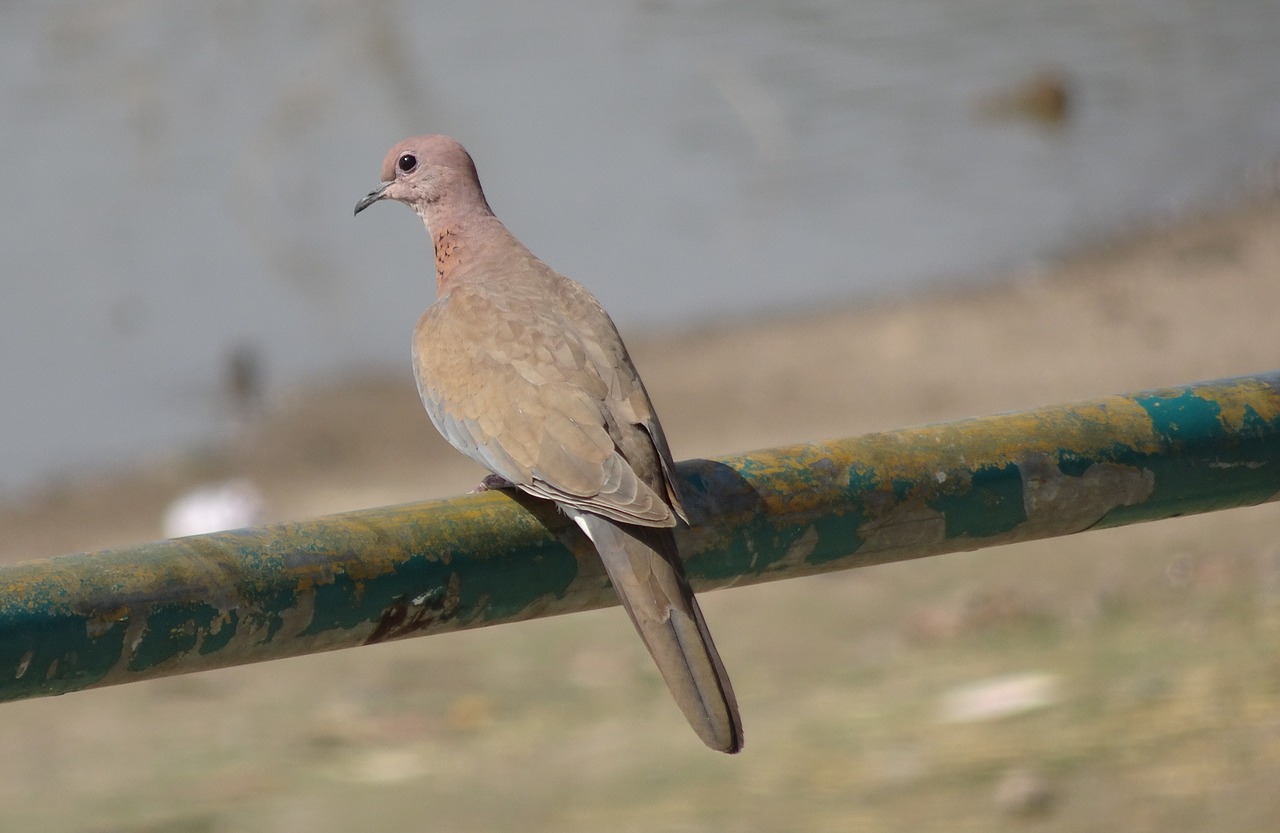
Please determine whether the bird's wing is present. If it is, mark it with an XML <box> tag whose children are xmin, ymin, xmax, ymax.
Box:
<box><xmin>414</xmin><ymin>275</ymin><xmax>684</xmax><ymax>527</ymax></box>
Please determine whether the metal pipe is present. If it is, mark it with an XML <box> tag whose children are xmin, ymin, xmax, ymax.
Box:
<box><xmin>2</xmin><ymin>372</ymin><xmax>1277</xmax><ymax>703</ymax></box>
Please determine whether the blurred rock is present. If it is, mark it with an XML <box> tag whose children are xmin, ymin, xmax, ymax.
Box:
<box><xmin>993</xmin><ymin>766</ymin><xmax>1055</xmax><ymax>817</ymax></box>
<box><xmin>939</xmin><ymin>673</ymin><xmax>1061</xmax><ymax>723</ymax></box>
<box><xmin>161</xmin><ymin>479</ymin><xmax>265</xmax><ymax>538</ymax></box>
<box><xmin>978</xmin><ymin>68</ymin><xmax>1072</xmax><ymax>126</ymax></box>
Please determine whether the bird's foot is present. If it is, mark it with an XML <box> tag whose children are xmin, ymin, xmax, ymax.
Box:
<box><xmin>470</xmin><ymin>474</ymin><xmax>515</xmax><ymax>493</ymax></box>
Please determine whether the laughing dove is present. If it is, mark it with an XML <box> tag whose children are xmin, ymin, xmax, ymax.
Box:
<box><xmin>355</xmin><ymin>135</ymin><xmax>742</xmax><ymax>753</ymax></box>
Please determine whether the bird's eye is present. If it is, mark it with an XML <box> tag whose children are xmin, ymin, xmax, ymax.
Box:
<box><xmin>397</xmin><ymin>153</ymin><xmax>417</xmax><ymax>173</ymax></box>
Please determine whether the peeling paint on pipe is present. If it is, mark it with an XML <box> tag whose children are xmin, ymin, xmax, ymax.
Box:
<box><xmin>1</xmin><ymin>372</ymin><xmax>1278</xmax><ymax>703</ymax></box>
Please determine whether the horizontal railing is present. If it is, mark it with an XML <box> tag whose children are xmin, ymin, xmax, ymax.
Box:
<box><xmin>1</xmin><ymin>371</ymin><xmax>1277</xmax><ymax>703</ymax></box>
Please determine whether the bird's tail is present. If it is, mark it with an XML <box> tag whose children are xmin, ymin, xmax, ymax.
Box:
<box><xmin>571</xmin><ymin>511</ymin><xmax>743</xmax><ymax>753</ymax></box>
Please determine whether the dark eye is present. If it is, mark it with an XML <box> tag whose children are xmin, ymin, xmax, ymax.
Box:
<box><xmin>397</xmin><ymin>153</ymin><xmax>417</xmax><ymax>173</ymax></box>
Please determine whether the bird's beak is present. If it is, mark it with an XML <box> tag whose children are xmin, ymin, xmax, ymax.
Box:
<box><xmin>354</xmin><ymin>182</ymin><xmax>391</xmax><ymax>216</ymax></box>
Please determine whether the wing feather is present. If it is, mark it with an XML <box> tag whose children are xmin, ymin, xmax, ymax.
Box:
<box><xmin>414</xmin><ymin>275</ymin><xmax>682</xmax><ymax>527</ymax></box>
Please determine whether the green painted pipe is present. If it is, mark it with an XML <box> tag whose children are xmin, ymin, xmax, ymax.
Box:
<box><xmin>2</xmin><ymin>372</ymin><xmax>1278</xmax><ymax>703</ymax></box>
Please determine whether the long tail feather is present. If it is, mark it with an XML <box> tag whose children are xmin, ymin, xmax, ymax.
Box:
<box><xmin>569</xmin><ymin>510</ymin><xmax>743</xmax><ymax>753</ymax></box>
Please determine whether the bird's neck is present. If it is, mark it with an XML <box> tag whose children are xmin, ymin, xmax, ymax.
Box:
<box><xmin>432</xmin><ymin>223</ymin><xmax>465</xmax><ymax>290</ymax></box>
<box><xmin>425</xmin><ymin>211</ymin><xmax>521</xmax><ymax>293</ymax></box>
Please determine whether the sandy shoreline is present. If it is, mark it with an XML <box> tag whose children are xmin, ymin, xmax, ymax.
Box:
<box><xmin>5</xmin><ymin>195</ymin><xmax>1277</xmax><ymax>563</ymax></box>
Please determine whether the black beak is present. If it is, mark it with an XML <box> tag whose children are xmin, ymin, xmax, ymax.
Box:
<box><xmin>354</xmin><ymin>182</ymin><xmax>391</xmax><ymax>216</ymax></box>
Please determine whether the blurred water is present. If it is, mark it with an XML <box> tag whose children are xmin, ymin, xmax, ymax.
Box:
<box><xmin>2</xmin><ymin>0</ymin><xmax>1279</xmax><ymax>494</ymax></box>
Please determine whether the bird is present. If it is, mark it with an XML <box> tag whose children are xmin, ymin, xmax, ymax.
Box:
<box><xmin>355</xmin><ymin>135</ymin><xmax>742</xmax><ymax>753</ymax></box>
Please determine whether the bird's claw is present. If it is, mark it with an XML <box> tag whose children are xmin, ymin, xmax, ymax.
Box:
<box><xmin>470</xmin><ymin>474</ymin><xmax>515</xmax><ymax>493</ymax></box>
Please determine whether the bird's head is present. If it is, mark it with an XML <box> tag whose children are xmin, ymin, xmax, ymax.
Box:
<box><xmin>354</xmin><ymin>134</ymin><xmax>491</xmax><ymax>220</ymax></box>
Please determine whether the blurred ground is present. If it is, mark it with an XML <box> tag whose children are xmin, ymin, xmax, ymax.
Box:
<box><xmin>2</xmin><ymin>196</ymin><xmax>1279</xmax><ymax>832</ymax></box>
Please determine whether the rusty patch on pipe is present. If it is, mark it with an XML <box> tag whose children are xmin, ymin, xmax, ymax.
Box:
<box><xmin>1019</xmin><ymin>452</ymin><xmax>1154</xmax><ymax>534</ymax></box>
<box><xmin>858</xmin><ymin>503</ymin><xmax>947</xmax><ymax>554</ymax></box>
<box><xmin>364</xmin><ymin>572</ymin><xmax>461</xmax><ymax>645</ymax></box>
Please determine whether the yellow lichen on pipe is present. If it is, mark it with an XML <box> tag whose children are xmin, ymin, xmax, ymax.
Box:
<box><xmin>0</xmin><ymin>371</ymin><xmax>1277</xmax><ymax>703</ymax></box>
